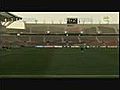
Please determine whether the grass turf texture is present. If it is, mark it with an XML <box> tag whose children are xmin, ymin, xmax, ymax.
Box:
<box><xmin>0</xmin><ymin>48</ymin><xmax>119</xmax><ymax>76</ymax></box>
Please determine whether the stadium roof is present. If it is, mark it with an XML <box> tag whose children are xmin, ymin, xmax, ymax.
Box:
<box><xmin>6</xmin><ymin>20</ymin><xmax>25</xmax><ymax>29</ymax></box>
<box><xmin>10</xmin><ymin>12</ymin><xmax>119</xmax><ymax>24</ymax></box>
<box><xmin>0</xmin><ymin>12</ymin><xmax>22</xmax><ymax>21</ymax></box>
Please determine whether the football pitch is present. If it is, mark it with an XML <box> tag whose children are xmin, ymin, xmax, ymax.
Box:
<box><xmin>0</xmin><ymin>47</ymin><xmax>119</xmax><ymax>78</ymax></box>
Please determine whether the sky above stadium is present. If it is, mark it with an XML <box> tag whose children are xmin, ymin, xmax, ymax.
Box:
<box><xmin>10</xmin><ymin>12</ymin><xmax>119</xmax><ymax>24</ymax></box>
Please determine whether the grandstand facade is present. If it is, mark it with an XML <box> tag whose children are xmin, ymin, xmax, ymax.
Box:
<box><xmin>0</xmin><ymin>12</ymin><xmax>119</xmax><ymax>48</ymax></box>
<box><xmin>1</xmin><ymin>23</ymin><xmax>119</xmax><ymax>48</ymax></box>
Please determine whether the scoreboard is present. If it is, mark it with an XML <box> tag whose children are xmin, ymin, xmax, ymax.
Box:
<box><xmin>67</xmin><ymin>18</ymin><xmax>78</xmax><ymax>24</ymax></box>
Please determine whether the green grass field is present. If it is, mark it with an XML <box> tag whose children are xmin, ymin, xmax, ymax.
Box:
<box><xmin>0</xmin><ymin>47</ymin><xmax>119</xmax><ymax>77</ymax></box>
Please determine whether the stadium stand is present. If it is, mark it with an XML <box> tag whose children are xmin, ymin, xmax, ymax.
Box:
<box><xmin>80</xmin><ymin>36</ymin><xmax>100</xmax><ymax>46</ymax></box>
<box><xmin>1</xmin><ymin>35</ymin><xmax>16</xmax><ymax>47</ymax></box>
<box><xmin>48</xmin><ymin>25</ymin><xmax>66</xmax><ymax>34</ymax></box>
<box><xmin>0</xmin><ymin>35</ymin><xmax>119</xmax><ymax>47</ymax></box>
<box><xmin>31</xmin><ymin>35</ymin><xmax>45</xmax><ymax>45</ymax></box>
<box><xmin>0</xmin><ymin>13</ymin><xmax>119</xmax><ymax>48</ymax></box>
<box><xmin>65</xmin><ymin>27</ymin><xmax>81</xmax><ymax>33</ymax></box>
<box><xmin>98</xmin><ymin>26</ymin><xmax>116</xmax><ymax>34</ymax></box>
<box><xmin>63</xmin><ymin>36</ymin><xmax>80</xmax><ymax>45</ymax></box>
<box><xmin>97</xmin><ymin>36</ymin><xmax>118</xmax><ymax>46</ymax></box>
<box><xmin>45</xmin><ymin>35</ymin><xmax>62</xmax><ymax>45</ymax></box>
<box><xmin>6</xmin><ymin>23</ymin><xmax>119</xmax><ymax>34</ymax></box>
<box><xmin>0</xmin><ymin>12</ymin><xmax>22</xmax><ymax>48</ymax></box>
<box><xmin>82</xmin><ymin>27</ymin><xmax>97</xmax><ymax>34</ymax></box>
<box><xmin>25</xmin><ymin>24</ymin><xmax>66</xmax><ymax>34</ymax></box>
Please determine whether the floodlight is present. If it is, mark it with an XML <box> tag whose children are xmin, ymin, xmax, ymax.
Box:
<box><xmin>64</xmin><ymin>31</ymin><xmax>67</xmax><ymax>34</ymax></box>
<box><xmin>80</xmin><ymin>31</ymin><xmax>83</xmax><ymax>34</ymax></box>
<box><xmin>47</xmin><ymin>31</ymin><xmax>50</xmax><ymax>34</ymax></box>
<box><xmin>17</xmin><ymin>33</ymin><xmax>20</xmax><ymax>36</ymax></box>
<box><xmin>97</xmin><ymin>31</ymin><xmax>101</xmax><ymax>34</ymax></box>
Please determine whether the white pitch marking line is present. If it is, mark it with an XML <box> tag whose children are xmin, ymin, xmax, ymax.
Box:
<box><xmin>0</xmin><ymin>75</ymin><xmax>119</xmax><ymax>78</ymax></box>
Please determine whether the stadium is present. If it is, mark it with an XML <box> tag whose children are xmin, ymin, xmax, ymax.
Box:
<box><xmin>0</xmin><ymin>12</ymin><xmax>119</xmax><ymax>78</ymax></box>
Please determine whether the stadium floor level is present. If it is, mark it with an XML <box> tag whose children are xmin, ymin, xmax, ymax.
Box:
<box><xmin>0</xmin><ymin>47</ymin><xmax>119</xmax><ymax>78</ymax></box>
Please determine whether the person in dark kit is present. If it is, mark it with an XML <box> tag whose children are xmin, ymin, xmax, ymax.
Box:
<box><xmin>80</xmin><ymin>46</ymin><xmax>84</xmax><ymax>53</ymax></box>
<box><xmin>80</xmin><ymin>43</ymin><xmax>87</xmax><ymax>53</ymax></box>
<box><xmin>85</xmin><ymin>45</ymin><xmax>88</xmax><ymax>50</ymax></box>
<box><xmin>81</xmin><ymin>47</ymin><xmax>84</xmax><ymax>50</ymax></box>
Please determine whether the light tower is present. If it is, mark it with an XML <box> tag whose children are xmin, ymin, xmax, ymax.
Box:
<box><xmin>35</xmin><ymin>19</ymin><xmax>38</xmax><ymax>24</ymax></box>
